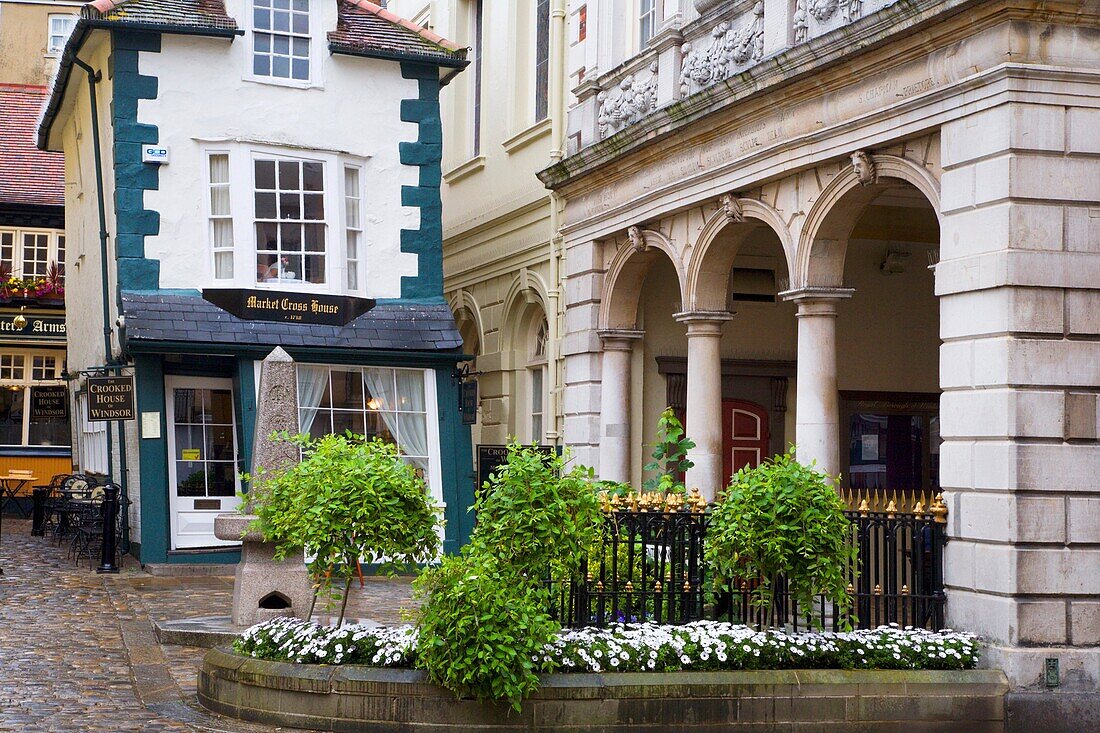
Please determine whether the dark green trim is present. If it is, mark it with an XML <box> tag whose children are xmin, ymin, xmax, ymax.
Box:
<box><xmin>397</xmin><ymin>63</ymin><xmax>446</xmax><ymax>301</ymax></box>
<box><xmin>435</xmin><ymin>365</ymin><xmax>473</xmax><ymax>554</ymax></box>
<box><xmin>111</xmin><ymin>29</ymin><xmax>162</xmax><ymax>291</ymax></box>
<box><xmin>134</xmin><ymin>354</ymin><xmax>169</xmax><ymax>564</ymax></box>
<box><xmin>234</xmin><ymin>356</ymin><xmax>257</xmax><ymax>483</ymax></box>
<box><xmin>125</xmin><ymin>340</ymin><xmax>465</xmax><ymax>365</ymax></box>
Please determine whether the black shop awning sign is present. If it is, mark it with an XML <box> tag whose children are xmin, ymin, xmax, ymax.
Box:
<box><xmin>202</xmin><ymin>289</ymin><xmax>376</xmax><ymax>327</ymax></box>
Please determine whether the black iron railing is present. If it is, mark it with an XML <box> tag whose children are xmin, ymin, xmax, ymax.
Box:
<box><xmin>548</xmin><ymin>489</ymin><xmax>948</xmax><ymax>631</ymax></box>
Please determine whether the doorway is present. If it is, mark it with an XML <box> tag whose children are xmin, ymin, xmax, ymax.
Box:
<box><xmin>722</xmin><ymin>399</ymin><xmax>770</xmax><ymax>484</ymax></box>
<box><xmin>165</xmin><ymin>376</ymin><xmax>241</xmax><ymax>549</ymax></box>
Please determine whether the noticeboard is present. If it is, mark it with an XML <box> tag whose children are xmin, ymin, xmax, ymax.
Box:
<box><xmin>88</xmin><ymin>375</ymin><xmax>136</xmax><ymax>421</ymax></box>
<box><xmin>475</xmin><ymin>444</ymin><xmax>559</xmax><ymax>493</ymax></box>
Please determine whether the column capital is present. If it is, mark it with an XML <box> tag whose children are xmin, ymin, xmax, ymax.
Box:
<box><xmin>673</xmin><ymin>310</ymin><xmax>734</xmax><ymax>336</ymax></box>
<box><xmin>780</xmin><ymin>287</ymin><xmax>854</xmax><ymax>317</ymax></box>
<box><xmin>597</xmin><ymin>329</ymin><xmax>645</xmax><ymax>350</ymax></box>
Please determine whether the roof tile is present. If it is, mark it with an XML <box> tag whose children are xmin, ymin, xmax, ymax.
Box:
<box><xmin>329</xmin><ymin>0</ymin><xmax>466</xmax><ymax>66</ymax></box>
<box><xmin>0</xmin><ymin>86</ymin><xmax>64</xmax><ymax>208</ymax></box>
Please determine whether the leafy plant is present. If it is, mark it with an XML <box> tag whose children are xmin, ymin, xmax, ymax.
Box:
<box><xmin>643</xmin><ymin>407</ymin><xmax>695</xmax><ymax>493</ymax></box>
<box><xmin>415</xmin><ymin>443</ymin><xmax>602</xmax><ymax>707</ymax></box>
<box><xmin>414</xmin><ymin>555</ymin><xmax>556</xmax><ymax>708</ymax></box>
<box><xmin>705</xmin><ymin>451</ymin><xmax>857</xmax><ymax>629</ymax></box>
<box><xmin>244</xmin><ymin>432</ymin><xmax>440</xmax><ymax>624</ymax></box>
<box><xmin>470</xmin><ymin>443</ymin><xmax>602</xmax><ymax>581</ymax></box>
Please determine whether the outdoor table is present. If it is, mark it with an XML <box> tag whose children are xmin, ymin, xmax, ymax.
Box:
<box><xmin>0</xmin><ymin>474</ymin><xmax>38</xmax><ymax>518</ymax></box>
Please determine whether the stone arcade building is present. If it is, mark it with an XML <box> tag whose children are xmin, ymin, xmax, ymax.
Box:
<box><xmin>538</xmin><ymin>0</ymin><xmax>1100</xmax><ymax>712</ymax></box>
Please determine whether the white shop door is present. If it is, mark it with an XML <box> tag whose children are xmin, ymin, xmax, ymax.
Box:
<box><xmin>166</xmin><ymin>376</ymin><xmax>242</xmax><ymax>549</ymax></box>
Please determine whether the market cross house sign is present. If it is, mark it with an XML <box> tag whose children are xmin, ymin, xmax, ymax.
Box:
<box><xmin>202</xmin><ymin>289</ymin><xmax>376</xmax><ymax>327</ymax></box>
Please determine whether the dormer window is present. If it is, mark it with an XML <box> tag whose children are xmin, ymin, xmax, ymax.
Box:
<box><xmin>252</xmin><ymin>0</ymin><xmax>311</xmax><ymax>82</ymax></box>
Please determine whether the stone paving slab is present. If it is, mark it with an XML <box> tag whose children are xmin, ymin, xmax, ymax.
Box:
<box><xmin>1</xmin><ymin>517</ymin><xmax>418</xmax><ymax>732</ymax></box>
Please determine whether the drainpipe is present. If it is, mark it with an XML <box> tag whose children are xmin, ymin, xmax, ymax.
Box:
<box><xmin>73</xmin><ymin>55</ymin><xmax>129</xmax><ymax>551</ymax></box>
<box><xmin>546</xmin><ymin>0</ymin><xmax>567</xmax><ymax>447</ymax></box>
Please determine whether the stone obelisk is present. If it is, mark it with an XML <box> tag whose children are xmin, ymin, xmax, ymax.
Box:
<box><xmin>214</xmin><ymin>346</ymin><xmax>312</xmax><ymax>627</ymax></box>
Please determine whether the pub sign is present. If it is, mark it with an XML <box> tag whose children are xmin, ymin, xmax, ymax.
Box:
<box><xmin>476</xmin><ymin>444</ymin><xmax>560</xmax><ymax>493</ymax></box>
<box><xmin>88</xmin><ymin>376</ymin><xmax>136</xmax><ymax>421</ymax></box>
<box><xmin>202</xmin><ymin>288</ymin><xmax>375</xmax><ymax>327</ymax></box>
<box><xmin>30</xmin><ymin>386</ymin><xmax>68</xmax><ymax>420</ymax></box>
<box><xmin>460</xmin><ymin>381</ymin><xmax>478</xmax><ymax>425</ymax></box>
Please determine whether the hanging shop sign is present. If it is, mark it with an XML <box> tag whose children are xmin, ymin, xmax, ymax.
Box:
<box><xmin>476</xmin><ymin>444</ymin><xmax>559</xmax><ymax>492</ymax></box>
<box><xmin>88</xmin><ymin>376</ymin><xmax>136</xmax><ymax>421</ymax></box>
<box><xmin>460</xmin><ymin>381</ymin><xmax>478</xmax><ymax>425</ymax></box>
<box><xmin>0</xmin><ymin>314</ymin><xmax>66</xmax><ymax>341</ymax></box>
<box><xmin>30</xmin><ymin>386</ymin><xmax>68</xmax><ymax>420</ymax></box>
<box><xmin>202</xmin><ymin>289</ymin><xmax>376</xmax><ymax>327</ymax></box>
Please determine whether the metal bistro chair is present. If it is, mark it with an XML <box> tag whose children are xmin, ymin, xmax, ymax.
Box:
<box><xmin>69</xmin><ymin>483</ymin><xmax>129</xmax><ymax>569</ymax></box>
<box><xmin>36</xmin><ymin>473</ymin><xmax>70</xmax><ymax>536</ymax></box>
<box><xmin>54</xmin><ymin>474</ymin><xmax>97</xmax><ymax>546</ymax></box>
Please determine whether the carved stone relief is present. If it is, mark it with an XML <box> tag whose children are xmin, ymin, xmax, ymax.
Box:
<box><xmin>808</xmin><ymin>0</ymin><xmax>838</xmax><ymax>22</ymax></box>
<box><xmin>793</xmin><ymin>1</ymin><xmax>809</xmax><ymax>44</ymax></box>
<box><xmin>597</xmin><ymin>61</ymin><xmax>659</xmax><ymax>139</ymax></box>
<box><xmin>842</xmin><ymin>0</ymin><xmax>863</xmax><ymax>22</ymax></box>
<box><xmin>851</xmin><ymin>150</ymin><xmax>877</xmax><ymax>186</ymax></box>
<box><xmin>678</xmin><ymin>2</ymin><xmax>765</xmax><ymax>97</ymax></box>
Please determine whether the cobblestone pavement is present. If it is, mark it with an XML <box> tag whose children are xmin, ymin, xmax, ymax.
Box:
<box><xmin>0</xmin><ymin>517</ymin><xmax>416</xmax><ymax>732</ymax></box>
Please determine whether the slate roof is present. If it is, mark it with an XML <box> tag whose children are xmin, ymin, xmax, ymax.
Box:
<box><xmin>329</xmin><ymin>0</ymin><xmax>467</xmax><ymax>67</ymax></box>
<box><xmin>82</xmin><ymin>0</ymin><xmax>238</xmax><ymax>32</ymax></box>
<box><xmin>121</xmin><ymin>293</ymin><xmax>464</xmax><ymax>353</ymax></box>
<box><xmin>0</xmin><ymin>86</ymin><xmax>65</xmax><ymax>208</ymax></box>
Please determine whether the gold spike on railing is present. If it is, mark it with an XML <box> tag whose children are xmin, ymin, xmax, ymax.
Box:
<box><xmin>913</xmin><ymin>501</ymin><xmax>924</xmax><ymax>514</ymax></box>
<box><xmin>873</xmin><ymin>584</ymin><xmax>882</xmax><ymax>596</ymax></box>
<box><xmin>931</xmin><ymin>494</ymin><xmax>948</xmax><ymax>523</ymax></box>
<box><xmin>624</xmin><ymin>581</ymin><xmax>633</xmax><ymax>593</ymax></box>
<box><xmin>885</xmin><ymin>499</ymin><xmax>897</xmax><ymax>518</ymax></box>
<box><xmin>858</xmin><ymin>498</ymin><xmax>870</xmax><ymax>516</ymax></box>
<box><xmin>901</xmin><ymin>584</ymin><xmax>910</xmax><ymax>596</ymax></box>
<box><xmin>654</xmin><ymin>580</ymin><xmax>662</xmax><ymax>593</ymax></box>
<box><xmin>846</xmin><ymin>582</ymin><xmax>855</xmax><ymax>595</ymax></box>
<box><xmin>687</xmin><ymin>488</ymin><xmax>707</xmax><ymax>513</ymax></box>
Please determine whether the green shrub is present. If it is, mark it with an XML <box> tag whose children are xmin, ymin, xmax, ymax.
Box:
<box><xmin>414</xmin><ymin>555</ymin><xmax>556</xmax><ymax>708</ymax></box>
<box><xmin>705</xmin><ymin>451</ymin><xmax>857</xmax><ymax>629</ymax></box>
<box><xmin>246</xmin><ymin>432</ymin><xmax>440</xmax><ymax>621</ymax></box>
<box><xmin>470</xmin><ymin>443</ymin><xmax>602</xmax><ymax>580</ymax></box>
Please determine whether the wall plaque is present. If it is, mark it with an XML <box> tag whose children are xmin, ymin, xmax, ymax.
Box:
<box><xmin>202</xmin><ymin>288</ymin><xmax>376</xmax><ymax>327</ymax></box>
<box><xmin>30</xmin><ymin>386</ymin><xmax>68</xmax><ymax>420</ymax></box>
<box><xmin>88</xmin><ymin>375</ymin><xmax>136</xmax><ymax>421</ymax></box>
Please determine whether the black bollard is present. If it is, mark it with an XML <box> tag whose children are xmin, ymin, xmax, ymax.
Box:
<box><xmin>97</xmin><ymin>484</ymin><xmax>120</xmax><ymax>574</ymax></box>
<box><xmin>31</xmin><ymin>487</ymin><xmax>48</xmax><ymax>536</ymax></box>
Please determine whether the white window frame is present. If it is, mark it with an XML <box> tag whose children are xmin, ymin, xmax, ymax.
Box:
<box><xmin>638</xmin><ymin>0</ymin><xmax>658</xmax><ymax>49</ymax></box>
<box><xmin>293</xmin><ymin>364</ymin><xmax>443</xmax><ymax>507</ymax></box>
<box><xmin>245</xmin><ymin>0</ymin><xmax>322</xmax><ymax>88</ymax></box>
<box><xmin>47</xmin><ymin>14</ymin><xmax>78</xmax><ymax>56</ymax></box>
<box><xmin>0</xmin><ymin>228</ymin><xmax>65</xmax><ymax>280</ymax></box>
<box><xmin>0</xmin><ymin>348</ymin><xmax>69</xmax><ymax>448</ymax></box>
<box><xmin>207</xmin><ymin>152</ymin><xmax>234</xmax><ymax>281</ymax></box>
<box><xmin>343</xmin><ymin>164</ymin><xmax>363</xmax><ymax>291</ymax></box>
<box><xmin>77</xmin><ymin>392</ymin><xmax>108</xmax><ymax>475</ymax></box>
<box><xmin>527</xmin><ymin>319</ymin><xmax>548</xmax><ymax>444</ymax></box>
<box><xmin>203</xmin><ymin>143</ymin><xmax>364</xmax><ymax>295</ymax></box>
<box><xmin>252</xmin><ymin>153</ymin><xmax>329</xmax><ymax>287</ymax></box>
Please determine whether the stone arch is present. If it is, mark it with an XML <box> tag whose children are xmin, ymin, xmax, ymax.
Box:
<box><xmin>684</xmin><ymin>198</ymin><xmax>796</xmax><ymax>312</ymax></box>
<box><xmin>448</xmin><ymin>289</ymin><xmax>484</xmax><ymax>356</ymax></box>
<box><xmin>501</xmin><ymin>269</ymin><xmax>550</xmax><ymax>365</ymax></box>
<box><xmin>598</xmin><ymin>228</ymin><xmax>686</xmax><ymax>330</ymax></box>
<box><xmin>795</xmin><ymin>154</ymin><xmax>941</xmax><ymax>288</ymax></box>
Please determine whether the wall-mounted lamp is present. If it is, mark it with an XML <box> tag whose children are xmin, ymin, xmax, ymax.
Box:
<box><xmin>12</xmin><ymin>306</ymin><xmax>27</xmax><ymax>330</ymax></box>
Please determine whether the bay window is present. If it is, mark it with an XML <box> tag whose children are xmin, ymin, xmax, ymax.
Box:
<box><xmin>296</xmin><ymin>365</ymin><xmax>441</xmax><ymax>503</ymax></box>
<box><xmin>204</xmin><ymin>145</ymin><xmax>366</xmax><ymax>294</ymax></box>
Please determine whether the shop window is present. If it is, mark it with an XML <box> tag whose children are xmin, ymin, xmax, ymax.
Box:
<box><xmin>208</xmin><ymin>153</ymin><xmax>234</xmax><ymax>279</ymax></box>
<box><xmin>344</xmin><ymin>166</ymin><xmax>362</xmax><ymax>290</ymax></box>
<box><xmin>0</xmin><ymin>228</ymin><xmax>65</xmax><ymax>281</ymax></box>
<box><xmin>842</xmin><ymin>392</ymin><xmax>939</xmax><ymax>493</ymax></box>
<box><xmin>296</xmin><ymin>365</ymin><xmax>440</xmax><ymax>500</ymax></box>
<box><xmin>254</xmin><ymin>156</ymin><xmax>326</xmax><ymax>285</ymax></box>
<box><xmin>0</xmin><ymin>349</ymin><xmax>70</xmax><ymax>448</ymax></box>
<box><xmin>252</xmin><ymin>0</ymin><xmax>311</xmax><ymax>81</ymax></box>
<box><xmin>47</xmin><ymin>14</ymin><xmax>77</xmax><ymax>55</ymax></box>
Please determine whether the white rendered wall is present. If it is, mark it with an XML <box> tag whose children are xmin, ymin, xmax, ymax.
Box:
<box><xmin>139</xmin><ymin>12</ymin><xmax>422</xmax><ymax>299</ymax></box>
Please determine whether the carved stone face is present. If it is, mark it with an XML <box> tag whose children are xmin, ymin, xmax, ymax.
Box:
<box><xmin>851</xmin><ymin>151</ymin><xmax>874</xmax><ymax>183</ymax></box>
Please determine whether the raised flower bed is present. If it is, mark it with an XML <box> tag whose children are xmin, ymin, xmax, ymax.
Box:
<box><xmin>202</xmin><ymin>618</ymin><xmax>1006</xmax><ymax>732</ymax></box>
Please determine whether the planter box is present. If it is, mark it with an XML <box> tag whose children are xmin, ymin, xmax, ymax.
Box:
<box><xmin>199</xmin><ymin>647</ymin><xmax>1008</xmax><ymax>732</ymax></box>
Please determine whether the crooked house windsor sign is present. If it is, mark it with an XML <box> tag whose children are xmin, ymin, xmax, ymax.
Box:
<box><xmin>88</xmin><ymin>376</ymin><xmax>136</xmax><ymax>421</ymax></box>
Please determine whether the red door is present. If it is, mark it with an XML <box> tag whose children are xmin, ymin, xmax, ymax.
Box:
<box><xmin>722</xmin><ymin>400</ymin><xmax>770</xmax><ymax>484</ymax></box>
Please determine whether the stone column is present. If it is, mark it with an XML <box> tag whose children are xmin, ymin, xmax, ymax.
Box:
<box><xmin>781</xmin><ymin>288</ymin><xmax>853</xmax><ymax>480</ymax></box>
<box><xmin>674</xmin><ymin>311</ymin><xmax>733</xmax><ymax>501</ymax></box>
<box><xmin>596</xmin><ymin>329</ymin><xmax>643</xmax><ymax>484</ymax></box>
